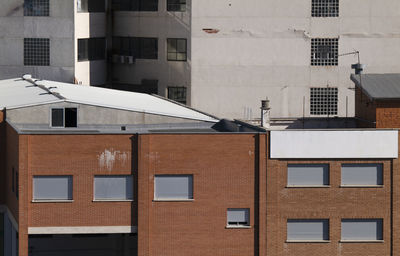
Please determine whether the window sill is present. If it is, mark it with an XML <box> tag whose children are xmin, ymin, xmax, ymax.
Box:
<box><xmin>340</xmin><ymin>185</ymin><xmax>383</xmax><ymax>188</ymax></box>
<box><xmin>340</xmin><ymin>240</ymin><xmax>384</xmax><ymax>243</ymax></box>
<box><xmin>286</xmin><ymin>185</ymin><xmax>330</xmax><ymax>188</ymax></box>
<box><xmin>92</xmin><ymin>199</ymin><xmax>134</xmax><ymax>202</ymax></box>
<box><xmin>225</xmin><ymin>226</ymin><xmax>251</xmax><ymax>229</ymax></box>
<box><xmin>32</xmin><ymin>200</ymin><xmax>74</xmax><ymax>203</ymax></box>
<box><xmin>286</xmin><ymin>240</ymin><xmax>330</xmax><ymax>243</ymax></box>
<box><xmin>153</xmin><ymin>199</ymin><xmax>194</xmax><ymax>202</ymax></box>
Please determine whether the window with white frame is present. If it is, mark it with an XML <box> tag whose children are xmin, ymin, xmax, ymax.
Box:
<box><xmin>311</xmin><ymin>38</ymin><xmax>338</xmax><ymax>66</ymax></box>
<box><xmin>24</xmin><ymin>38</ymin><xmax>50</xmax><ymax>66</ymax></box>
<box><xmin>310</xmin><ymin>87</ymin><xmax>338</xmax><ymax>115</ymax></box>
<box><xmin>167</xmin><ymin>38</ymin><xmax>187</xmax><ymax>61</ymax></box>
<box><xmin>168</xmin><ymin>87</ymin><xmax>187</xmax><ymax>104</ymax></box>
<box><xmin>341</xmin><ymin>219</ymin><xmax>383</xmax><ymax>241</ymax></box>
<box><xmin>341</xmin><ymin>164</ymin><xmax>383</xmax><ymax>186</ymax></box>
<box><xmin>94</xmin><ymin>175</ymin><xmax>133</xmax><ymax>200</ymax></box>
<box><xmin>312</xmin><ymin>0</ymin><xmax>339</xmax><ymax>17</ymax></box>
<box><xmin>287</xmin><ymin>219</ymin><xmax>329</xmax><ymax>241</ymax></box>
<box><xmin>154</xmin><ymin>175</ymin><xmax>193</xmax><ymax>200</ymax></box>
<box><xmin>51</xmin><ymin>108</ymin><xmax>77</xmax><ymax>128</ymax></box>
<box><xmin>24</xmin><ymin>0</ymin><xmax>49</xmax><ymax>16</ymax></box>
<box><xmin>287</xmin><ymin>164</ymin><xmax>329</xmax><ymax>186</ymax></box>
<box><xmin>227</xmin><ymin>208</ymin><xmax>250</xmax><ymax>227</ymax></box>
<box><xmin>167</xmin><ymin>0</ymin><xmax>186</xmax><ymax>12</ymax></box>
<box><xmin>33</xmin><ymin>176</ymin><xmax>73</xmax><ymax>201</ymax></box>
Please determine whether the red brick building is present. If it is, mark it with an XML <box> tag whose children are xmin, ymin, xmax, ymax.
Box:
<box><xmin>1</xmin><ymin>75</ymin><xmax>400</xmax><ymax>256</ymax></box>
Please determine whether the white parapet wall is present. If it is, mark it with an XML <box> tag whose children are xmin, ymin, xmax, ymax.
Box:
<box><xmin>270</xmin><ymin>130</ymin><xmax>398</xmax><ymax>159</ymax></box>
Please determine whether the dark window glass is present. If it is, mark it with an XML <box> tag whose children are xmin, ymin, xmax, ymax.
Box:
<box><xmin>24</xmin><ymin>0</ymin><xmax>49</xmax><ymax>16</ymax></box>
<box><xmin>168</xmin><ymin>87</ymin><xmax>187</xmax><ymax>104</ymax></box>
<box><xmin>24</xmin><ymin>38</ymin><xmax>50</xmax><ymax>66</ymax></box>
<box><xmin>112</xmin><ymin>37</ymin><xmax>157</xmax><ymax>59</ymax></box>
<box><xmin>78</xmin><ymin>0</ymin><xmax>106</xmax><ymax>12</ymax></box>
<box><xmin>16</xmin><ymin>172</ymin><xmax>19</xmax><ymax>199</ymax></box>
<box><xmin>167</xmin><ymin>38</ymin><xmax>187</xmax><ymax>61</ymax></box>
<box><xmin>12</xmin><ymin>168</ymin><xmax>15</xmax><ymax>193</ymax></box>
<box><xmin>51</xmin><ymin>108</ymin><xmax>64</xmax><ymax>127</ymax></box>
<box><xmin>167</xmin><ymin>0</ymin><xmax>186</xmax><ymax>12</ymax></box>
<box><xmin>65</xmin><ymin>108</ymin><xmax>77</xmax><ymax>128</ymax></box>
<box><xmin>112</xmin><ymin>0</ymin><xmax>158</xmax><ymax>11</ymax></box>
<box><xmin>78</xmin><ymin>38</ymin><xmax>106</xmax><ymax>61</ymax></box>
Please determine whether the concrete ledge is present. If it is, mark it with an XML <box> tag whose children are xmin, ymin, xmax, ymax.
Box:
<box><xmin>286</xmin><ymin>240</ymin><xmax>330</xmax><ymax>243</ymax></box>
<box><xmin>28</xmin><ymin>226</ymin><xmax>137</xmax><ymax>234</ymax></box>
<box><xmin>153</xmin><ymin>199</ymin><xmax>194</xmax><ymax>202</ymax></box>
<box><xmin>340</xmin><ymin>240</ymin><xmax>384</xmax><ymax>243</ymax></box>
<box><xmin>286</xmin><ymin>185</ymin><xmax>330</xmax><ymax>188</ymax></box>
<box><xmin>225</xmin><ymin>226</ymin><xmax>252</xmax><ymax>229</ymax></box>
<box><xmin>340</xmin><ymin>185</ymin><xmax>384</xmax><ymax>188</ymax></box>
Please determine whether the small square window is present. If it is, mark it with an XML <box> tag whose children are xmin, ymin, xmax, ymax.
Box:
<box><xmin>51</xmin><ymin>108</ymin><xmax>78</xmax><ymax>128</ymax></box>
<box><xmin>168</xmin><ymin>87</ymin><xmax>187</xmax><ymax>104</ymax></box>
<box><xmin>94</xmin><ymin>176</ymin><xmax>133</xmax><ymax>200</ymax></box>
<box><xmin>341</xmin><ymin>164</ymin><xmax>383</xmax><ymax>186</ymax></box>
<box><xmin>341</xmin><ymin>219</ymin><xmax>383</xmax><ymax>241</ymax></box>
<box><xmin>310</xmin><ymin>87</ymin><xmax>338</xmax><ymax>115</ymax></box>
<box><xmin>24</xmin><ymin>38</ymin><xmax>50</xmax><ymax>66</ymax></box>
<box><xmin>287</xmin><ymin>219</ymin><xmax>329</xmax><ymax>241</ymax></box>
<box><xmin>287</xmin><ymin>164</ymin><xmax>329</xmax><ymax>186</ymax></box>
<box><xmin>24</xmin><ymin>0</ymin><xmax>49</xmax><ymax>16</ymax></box>
<box><xmin>227</xmin><ymin>208</ymin><xmax>250</xmax><ymax>227</ymax></box>
<box><xmin>167</xmin><ymin>0</ymin><xmax>186</xmax><ymax>12</ymax></box>
<box><xmin>311</xmin><ymin>38</ymin><xmax>338</xmax><ymax>66</ymax></box>
<box><xmin>167</xmin><ymin>38</ymin><xmax>187</xmax><ymax>61</ymax></box>
<box><xmin>312</xmin><ymin>0</ymin><xmax>339</xmax><ymax>17</ymax></box>
<box><xmin>154</xmin><ymin>175</ymin><xmax>193</xmax><ymax>200</ymax></box>
<box><xmin>33</xmin><ymin>176</ymin><xmax>73</xmax><ymax>201</ymax></box>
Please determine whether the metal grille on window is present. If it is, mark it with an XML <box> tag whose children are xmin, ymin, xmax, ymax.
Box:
<box><xmin>312</xmin><ymin>0</ymin><xmax>339</xmax><ymax>17</ymax></box>
<box><xmin>24</xmin><ymin>0</ymin><xmax>49</xmax><ymax>16</ymax></box>
<box><xmin>167</xmin><ymin>0</ymin><xmax>186</xmax><ymax>12</ymax></box>
<box><xmin>24</xmin><ymin>38</ymin><xmax>50</xmax><ymax>66</ymax></box>
<box><xmin>311</xmin><ymin>38</ymin><xmax>338</xmax><ymax>66</ymax></box>
<box><xmin>168</xmin><ymin>87</ymin><xmax>187</xmax><ymax>104</ymax></box>
<box><xmin>310</xmin><ymin>87</ymin><xmax>338</xmax><ymax>115</ymax></box>
<box><xmin>167</xmin><ymin>38</ymin><xmax>187</xmax><ymax>61</ymax></box>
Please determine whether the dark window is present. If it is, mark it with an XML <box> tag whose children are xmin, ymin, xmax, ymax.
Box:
<box><xmin>167</xmin><ymin>0</ymin><xmax>186</xmax><ymax>12</ymax></box>
<box><xmin>78</xmin><ymin>38</ymin><xmax>106</xmax><ymax>61</ymax></box>
<box><xmin>310</xmin><ymin>87</ymin><xmax>338</xmax><ymax>115</ymax></box>
<box><xmin>112</xmin><ymin>0</ymin><xmax>158</xmax><ymax>11</ymax></box>
<box><xmin>312</xmin><ymin>0</ymin><xmax>339</xmax><ymax>17</ymax></box>
<box><xmin>311</xmin><ymin>38</ymin><xmax>338</xmax><ymax>66</ymax></box>
<box><xmin>77</xmin><ymin>0</ymin><xmax>106</xmax><ymax>12</ymax></box>
<box><xmin>24</xmin><ymin>38</ymin><xmax>50</xmax><ymax>66</ymax></box>
<box><xmin>167</xmin><ymin>38</ymin><xmax>187</xmax><ymax>61</ymax></box>
<box><xmin>16</xmin><ymin>172</ymin><xmax>19</xmax><ymax>199</ymax></box>
<box><xmin>12</xmin><ymin>168</ymin><xmax>15</xmax><ymax>193</ymax></box>
<box><xmin>51</xmin><ymin>108</ymin><xmax>77</xmax><ymax>128</ymax></box>
<box><xmin>168</xmin><ymin>87</ymin><xmax>187</xmax><ymax>104</ymax></box>
<box><xmin>24</xmin><ymin>0</ymin><xmax>49</xmax><ymax>16</ymax></box>
<box><xmin>112</xmin><ymin>37</ymin><xmax>158</xmax><ymax>59</ymax></box>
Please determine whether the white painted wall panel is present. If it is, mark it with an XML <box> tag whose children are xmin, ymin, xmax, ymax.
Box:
<box><xmin>270</xmin><ymin>130</ymin><xmax>398</xmax><ymax>159</ymax></box>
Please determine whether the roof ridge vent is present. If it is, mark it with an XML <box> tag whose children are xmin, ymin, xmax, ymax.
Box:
<box><xmin>22</xmin><ymin>74</ymin><xmax>65</xmax><ymax>100</ymax></box>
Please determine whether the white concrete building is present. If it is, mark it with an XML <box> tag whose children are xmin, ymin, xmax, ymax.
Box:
<box><xmin>1</xmin><ymin>0</ymin><xmax>400</xmax><ymax>119</ymax></box>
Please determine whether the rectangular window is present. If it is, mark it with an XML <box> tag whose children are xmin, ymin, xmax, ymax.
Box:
<box><xmin>312</xmin><ymin>0</ymin><xmax>339</xmax><ymax>17</ymax></box>
<box><xmin>167</xmin><ymin>38</ymin><xmax>187</xmax><ymax>61</ymax></box>
<box><xmin>12</xmin><ymin>168</ymin><xmax>15</xmax><ymax>193</ymax></box>
<box><xmin>33</xmin><ymin>176</ymin><xmax>73</xmax><ymax>201</ymax></box>
<box><xmin>167</xmin><ymin>0</ymin><xmax>186</xmax><ymax>12</ymax></box>
<box><xmin>287</xmin><ymin>219</ymin><xmax>329</xmax><ymax>241</ymax></box>
<box><xmin>227</xmin><ymin>209</ymin><xmax>250</xmax><ymax>227</ymax></box>
<box><xmin>168</xmin><ymin>87</ymin><xmax>187</xmax><ymax>104</ymax></box>
<box><xmin>94</xmin><ymin>176</ymin><xmax>133</xmax><ymax>200</ymax></box>
<box><xmin>112</xmin><ymin>37</ymin><xmax>158</xmax><ymax>59</ymax></box>
<box><xmin>341</xmin><ymin>219</ymin><xmax>383</xmax><ymax>241</ymax></box>
<box><xmin>78</xmin><ymin>38</ymin><xmax>106</xmax><ymax>61</ymax></box>
<box><xmin>51</xmin><ymin>108</ymin><xmax>78</xmax><ymax>128</ymax></box>
<box><xmin>310</xmin><ymin>87</ymin><xmax>338</xmax><ymax>115</ymax></box>
<box><xmin>24</xmin><ymin>38</ymin><xmax>50</xmax><ymax>66</ymax></box>
<box><xmin>154</xmin><ymin>175</ymin><xmax>193</xmax><ymax>200</ymax></box>
<box><xmin>341</xmin><ymin>164</ymin><xmax>383</xmax><ymax>186</ymax></box>
<box><xmin>112</xmin><ymin>0</ymin><xmax>158</xmax><ymax>11</ymax></box>
<box><xmin>15</xmin><ymin>172</ymin><xmax>18</xmax><ymax>200</ymax></box>
<box><xmin>24</xmin><ymin>0</ymin><xmax>49</xmax><ymax>16</ymax></box>
<box><xmin>77</xmin><ymin>0</ymin><xmax>105</xmax><ymax>12</ymax></box>
<box><xmin>311</xmin><ymin>38</ymin><xmax>338</xmax><ymax>66</ymax></box>
<box><xmin>287</xmin><ymin>164</ymin><xmax>329</xmax><ymax>186</ymax></box>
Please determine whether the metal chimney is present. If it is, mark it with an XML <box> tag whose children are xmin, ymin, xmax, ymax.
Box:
<box><xmin>261</xmin><ymin>97</ymin><xmax>271</xmax><ymax>128</ymax></box>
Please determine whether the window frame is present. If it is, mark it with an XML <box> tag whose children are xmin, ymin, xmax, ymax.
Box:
<box><xmin>50</xmin><ymin>107</ymin><xmax>78</xmax><ymax>128</ymax></box>
<box><xmin>154</xmin><ymin>174</ymin><xmax>193</xmax><ymax>201</ymax></box>
<box><xmin>24</xmin><ymin>0</ymin><xmax>50</xmax><ymax>16</ymax></box>
<box><xmin>32</xmin><ymin>175</ymin><xmax>73</xmax><ymax>202</ymax></box>
<box><xmin>167</xmin><ymin>38</ymin><xmax>187</xmax><ymax>62</ymax></box>
<box><xmin>93</xmin><ymin>175</ymin><xmax>134</xmax><ymax>201</ymax></box>
<box><xmin>77</xmin><ymin>0</ymin><xmax>106</xmax><ymax>13</ymax></box>
<box><xmin>167</xmin><ymin>0</ymin><xmax>186</xmax><ymax>12</ymax></box>
<box><xmin>311</xmin><ymin>0</ymin><xmax>339</xmax><ymax>17</ymax></box>
<box><xmin>341</xmin><ymin>219</ymin><xmax>384</xmax><ymax>242</ymax></box>
<box><xmin>287</xmin><ymin>164</ymin><xmax>330</xmax><ymax>188</ymax></box>
<box><xmin>78</xmin><ymin>38</ymin><xmax>106</xmax><ymax>62</ymax></box>
<box><xmin>340</xmin><ymin>163</ymin><xmax>383</xmax><ymax>187</ymax></box>
<box><xmin>310</xmin><ymin>87</ymin><xmax>338</xmax><ymax>116</ymax></box>
<box><xmin>112</xmin><ymin>0</ymin><xmax>158</xmax><ymax>12</ymax></box>
<box><xmin>167</xmin><ymin>86</ymin><xmax>187</xmax><ymax>104</ymax></box>
<box><xmin>311</xmin><ymin>38</ymin><xmax>338</xmax><ymax>66</ymax></box>
<box><xmin>286</xmin><ymin>219</ymin><xmax>330</xmax><ymax>242</ymax></box>
<box><xmin>24</xmin><ymin>38</ymin><xmax>50</xmax><ymax>66</ymax></box>
<box><xmin>226</xmin><ymin>208</ymin><xmax>250</xmax><ymax>228</ymax></box>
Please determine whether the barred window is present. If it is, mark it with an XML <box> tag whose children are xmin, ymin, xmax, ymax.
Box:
<box><xmin>77</xmin><ymin>0</ymin><xmax>105</xmax><ymax>12</ymax></box>
<box><xmin>78</xmin><ymin>38</ymin><xmax>106</xmax><ymax>61</ymax></box>
<box><xmin>112</xmin><ymin>0</ymin><xmax>158</xmax><ymax>11</ymax></box>
<box><xmin>24</xmin><ymin>38</ymin><xmax>50</xmax><ymax>66</ymax></box>
<box><xmin>167</xmin><ymin>0</ymin><xmax>186</xmax><ymax>12</ymax></box>
<box><xmin>167</xmin><ymin>38</ymin><xmax>187</xmax><ymax>61</ymax></box>
<box><xmin>168</xmin><ymin>87</ymin><xmax>187</xmax><ymax>104</ymax></box>
<box><xmin>312</xmin><ymin>0</ymin><xmax>339</xmax><ymax>17</ymax></box>
<box><xmin>311</xmin><ymin>38</ymin><xmax>338</xmax><ymax>66</ymax></box>
<box><xmin>24</xmin><ymin>0</ymin><xmax>49</xmax><ymax>16</ymax></box>
<box><xmin>310</xmin><ymin>88</ymin><xmax>338</xmax><ymax>115</ymax></box>
<box><xmin>112</xmin><ymin>37</ymin><xmax>158</xmax><ymax>59</ymax></box>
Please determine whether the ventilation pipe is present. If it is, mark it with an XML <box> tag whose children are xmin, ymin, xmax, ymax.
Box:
<box><xmin>261</xmin><ymin>97</ymin><xmax>271</xmax><ymax>128</ymax></box>
<box><xmin>351</xmin><ymin>63</ymin><xmax>366</xmax><ymax>74</ymax></box>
